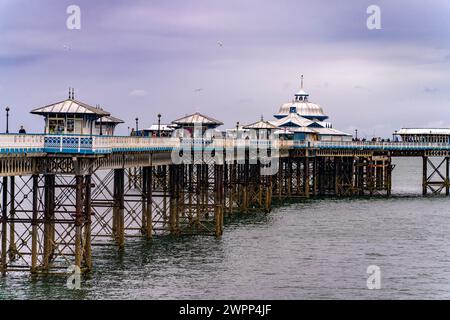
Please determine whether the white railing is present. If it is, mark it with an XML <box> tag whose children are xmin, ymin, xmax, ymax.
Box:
<box><xmin>2</xmin><ymin>133</ymin><xmax>450</xmax><ymax>155</ymax></box>
<box><xmin>295</xmin><ymin>140</ymin><xmax>450</xmax><ymax>150</ymax></box>
<box><xmin>0</xmin><ymin>134</ymin><xmax>45</xmax><ymax>153</ymax></box>
<box><xmin>92</xmin><ymin>136</ymin><xmax>179</xmax><ymax>152</ymax></box>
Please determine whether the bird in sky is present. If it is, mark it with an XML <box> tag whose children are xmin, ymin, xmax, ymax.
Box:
<box><xmin>217</xmin><ymin>41</ymin><xmax>223</xmax><ymax>47</ymax></box>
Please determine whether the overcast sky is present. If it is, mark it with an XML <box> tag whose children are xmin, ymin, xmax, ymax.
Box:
<box><xmin>1</xmin><ymin>0</ymin><xmax>450</xmax><ymax>137</ymax></box>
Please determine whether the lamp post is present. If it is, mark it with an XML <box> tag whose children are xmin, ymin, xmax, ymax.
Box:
<box><xmin>236</xmin><ymin>121</ymin><xmax>240</xmax><ymax>139</ymax></box>
<box><xmin>135</xmin><ymin>117</ymin><xmax>139</xmax><ymax>133</ymax></box>
<box><xmin>157</xmin><ymin>113</ymin><xmax>161</xmax><ymax>137</ymax></box>
<box><xmin>5</xmin><ymin>107</ymin><xmax>10</xmax><ymax>134</ymax></box>
<box><xmin>355</xmin><ymin>129</ymin><xmax>358</xmax><ymax>140</ymax></box>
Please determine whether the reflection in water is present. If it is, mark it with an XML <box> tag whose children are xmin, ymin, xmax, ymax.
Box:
<box><xmin>1</xmin><ymin>158</ymin><xmax>450</xmax><ymax>299</ymax></box>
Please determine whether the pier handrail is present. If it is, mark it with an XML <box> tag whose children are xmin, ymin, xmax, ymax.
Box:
<box><xmin>2</xmin><ymin>133</ymin><xmax>450</xmax><ymax>155</ymax></box>
<box><xmin>0</xmin><ymin>134</ymin><xmax>45</xmax><ymax>153</ymax></box>
<box><xmin>296</xmin><ymin>140</ymin><xmax>450</xmax><ymax>150</ymax></box>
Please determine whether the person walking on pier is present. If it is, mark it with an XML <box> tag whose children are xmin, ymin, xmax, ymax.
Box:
<box><xmin>18</xmin><ymin>125</ymin><xmax>26</xmax><ymax>134</ymax></box>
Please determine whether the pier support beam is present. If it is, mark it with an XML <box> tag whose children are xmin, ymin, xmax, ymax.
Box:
<box><xmin>1</xmin><ymin>177</ymin><xmax>7</xmax><ymax>275</ymax></box>
<box><xmin>113</xmin><ymin>169</ymin><xmax>125</xmax><ymax>249</ymax></box>
<box><xmin>8</xmin><ymin>176</ymin><xmax>17</xmax><ymax>261</ymax></box>
<box><xmin>422</xmin><ymin>156</ymin><xmax>449</xmax><ymax>196</ymax></box>
<box><xmin>83</xmin><ymin>174</ymin><xmax>92</xmax><ymax>271</ymax></box>
<box><xmin>43</xmin><ymin>174</ymin><xmax>55</xmax><ymax>271</ymax></box>
<box><xmin>30</xmin><ymin>175</ymin><xmax>39</xmax><ymax>273</ymax></box>
<box><xmin>142</xmin><ymin>167</ymin><xmax>153</xmax><ymax>239</ymax></box>
<box><xmin>74</xmin><ymin>175</ymin><xmax>84</xmax><ymax>268</ymax></box>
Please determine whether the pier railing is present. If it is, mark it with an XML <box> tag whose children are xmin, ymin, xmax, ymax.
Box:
<box><xmin>296</xmin><ymin>140</ymin><xmax>450</xmax><ymax>150</ymax></box>
<box><xmin>2</xmin><ymin>133</ymin><xmax>450</xmax><ymax>155</ymax></box>
<box><xmin>0</xmin><ymin>134</ymin><xmax>285</xmax><ymax>155</ymax></box>
<box><xmin>0</xmin><ymin>134</ymin><xmax>44</xmax><ymax>154</ymax></box>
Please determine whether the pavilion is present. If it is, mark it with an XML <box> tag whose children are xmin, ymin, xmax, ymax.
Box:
<box><xmin>30</xmin><ymin>89</ymin><xmax>123</xmax><ymax>135</ymax></box>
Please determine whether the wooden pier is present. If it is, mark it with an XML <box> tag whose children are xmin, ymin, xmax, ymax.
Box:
<box><xmin>1</xmin><ymin>135</ymin><xmax>449</xmax><ymax>275</ymax></box>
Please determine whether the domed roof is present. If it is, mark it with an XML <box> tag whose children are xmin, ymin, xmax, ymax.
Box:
<box><xmin>275</xmin><ymin>101</ymin><xmax>327</xmax><ymax>120</ymax></box>
<box><xmin>274</xmin><ymin>76</ymin><xmax>328</xmax><ymax>120</ymax></box>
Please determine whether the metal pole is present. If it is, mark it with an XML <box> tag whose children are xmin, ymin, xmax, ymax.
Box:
<box><xmin>5</xmin><ymin>107</ymin><xmax>10</xmax><ymax>134</ymax></box>
<box><xmin>157</xmin><ymin>114</ymin><xmax>161</xmax><ymax>137</ymax></box>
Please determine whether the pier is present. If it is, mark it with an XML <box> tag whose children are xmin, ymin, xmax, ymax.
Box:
<box><xmin>0</xmin><ymin>133</ymin><xmax>449</xmax><ymax>275</ymax></box>
<box><xmin>1</xmin><ymin>85</ymin><xmax>449</xmax><ymax>275</ymax></box>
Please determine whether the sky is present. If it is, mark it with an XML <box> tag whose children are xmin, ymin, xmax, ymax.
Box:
<box><xmin>1</xmin><ymin>0</ymin><xmax>450</xmax><ymax>137</ymax></box>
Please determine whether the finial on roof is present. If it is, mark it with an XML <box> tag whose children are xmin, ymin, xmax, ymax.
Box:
<box><xmin>301</xmin><ymin>75</ymin><xmax>304</xmax><ymax>89</ymax></box>
<box><xmin>69</xmin><ymin>87</ymin><xmax>71</xmax><ymax>99</ymax></box>
<box><xmin>261</xmin><ymin>114</ymin><xmax>264</xmax><ymax>121</ymax></box>
<box><xmin>71</xmin><ymin>88</ymin><xmax>75</xmax><ymax>100</ymax></box>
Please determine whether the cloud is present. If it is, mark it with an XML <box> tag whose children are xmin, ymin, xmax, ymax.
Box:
<box><xmin>129</xmin><ymin>89</ymin><xmax>148</xmax><ymax>97</ymax></box>
<box><xmin>424</xmin><ymin>87</ymin><xmax>439</xmax><ymax>93</ymax></box>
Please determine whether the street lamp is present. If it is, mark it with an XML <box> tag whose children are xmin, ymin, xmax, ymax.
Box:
<box><xmin>157</xmin><ymin>113</ymin><xmax>161</xmax><ymax>137</ymax></box>
<box><xmin>236</xmin><ymin>121</ymin><xmax>240</xmax><ymax>139</ymax></box>
<box><xmin>355</xmin><ymin>129</ymin><xmax>358</xmax><ymax>140</ymax></box>
<box><xmin>5</xmin><ymin>107</ymin><xmax>10</xmax><ymax>134</ymax></box>
<box><xmin>135</xmin><ymin>117</ymin><xmax>139</xmax><ymax>133</ymax></box>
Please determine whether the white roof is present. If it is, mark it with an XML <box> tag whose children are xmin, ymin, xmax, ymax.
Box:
<box><xmin>310</xmin><ymin>127</ymin><xmax>352</xmax><ymax>136</ymax></box>
<box><xmin>172</xmin><ymin>112</ymin><xmax>223</xmax><ymax>126</ymax></box>
<box><xmin>397</xmin><ymin>128</ymin><xmax>450</xmax><ymax>135</ymax></box>
<box><xmin>143</xmin><ymin>124</ymin><xmax>174</xmax><ymax>131</ymax></box>
<box><xmin>274</xmin><ymin>129</ymin><xmax>294</xmax><ymax>135</ymax></box>
<box><xmin>276</xmin><ymin>101</ymin><xmax>326</xmax><ymax>118</ymax></box>
<box><xmin>295</xmin><ymin>89</ymin><xmax>309</xmax><ymax>96</ymax></box>
<box><xmin>95</xmin><ymin>115</ymin><xmax>124</xmax><ymax>124</ymax></box>
<box><xmin>290</xmin><ymin>127</ymin><xmax>316</xmax><ymax>133</ymax></box>
<box><xmin>243</xmin><ymin>120</ymin><xmax>277</xmax><ymax>130</ymax></box>
<box><xmin>272</xmin><ymin>113</ymin><xmax>314</xmax><ymax>127</ymax></box>
<box><xmin>31</xmin><ymin>99</ymin><xmax>110</xmax><ymax>116</ymax></box>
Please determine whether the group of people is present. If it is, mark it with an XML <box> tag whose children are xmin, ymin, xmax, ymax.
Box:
<box><xmin>352</xmin><ymin>137</ymin><xmax>394</xmax><ymax>142</ymax></box>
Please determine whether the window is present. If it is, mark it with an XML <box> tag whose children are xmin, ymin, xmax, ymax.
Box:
<box><xmin>48</xmin><ymin>118</ymin><xmax>65</xmax><ymax>134</ymax></box>
<box><xmin>67</xmin><ymin>119</ymin><xmax>75</xmax><ymax>133</ymax></box>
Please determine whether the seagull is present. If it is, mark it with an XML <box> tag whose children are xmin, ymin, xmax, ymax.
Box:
<box><xmin>63</xmin><ymin>44</ymin><xmax>72</xmax><ymax>51</ymax></box>
<box><xmin>194</xmin><ymin>88</ymin><xmax>203</xmax><ymax>92</ymax></box>
<box><xmin>217</xmin><ymin>41</ymin><xmax>223</xmax><ymax>47</ymax></box>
